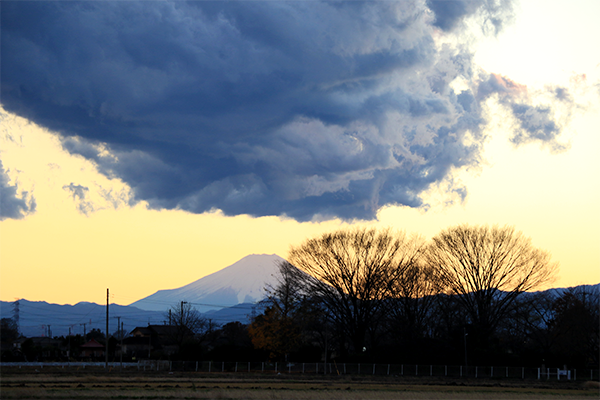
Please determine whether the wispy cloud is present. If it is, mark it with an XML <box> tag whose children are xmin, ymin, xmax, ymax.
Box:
<box><xmin>0</xmin><ymin>0</ymin><xmax>571</xmax><ymax>221</ymax></box>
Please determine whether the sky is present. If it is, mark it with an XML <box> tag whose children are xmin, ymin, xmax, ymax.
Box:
<box><xmin>1</xmin><ymin>0</ymin><xmax>599</xmax><ymax>307</ymax></box>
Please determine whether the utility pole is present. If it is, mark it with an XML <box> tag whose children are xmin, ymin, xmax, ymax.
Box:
<box><xmin>324</xmin><ymin>317</ymin><xmax>328</xmax><ymax>375</ymax></box>
<box><xmin>120</xmin><ymin>321</ymin><xmax>124</xmax><ymax>371</ymax></box>
<box><xmin>12</xmin><ymin>299</ymin><xmax>20</xmax><ymax>335</ymax></box>
<box><xmin>67</xmin><ymin>324</ymin><xmax>77</xmax><ymax>360</ymax></box>
<box><xmin>180</xmin><ymin>301</ymin><xmax>188</xmax><ymax>326</ymax></box>
<box><xmin>68</xmin><ymin>326</ymin><xmax>71</xmax><ymax>360</ymax></box>
<box><xmin>464</xmin><ymin>328</ymin><xmax>468</xmax><ymax>377</ymax></box>
<box><xmin>106</xmin><ymin>288</ymin><xmax>109</xmax><ymax>370</ymax></box>
<box><xmin>80</xmin><ymin>322</ymin><xmax>87</xmax><ymax>339</ymax></box>
<box><xmin>114</xmin><ymin>316</ymin><xmax>121</xmax><ymax>338</ymax></box>
<box><xmin>112</xmin><ymin>316</ymin><xmax>122</xmax><ymax>370</ymax></box>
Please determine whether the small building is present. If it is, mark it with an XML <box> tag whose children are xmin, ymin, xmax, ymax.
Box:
<box><xmin>80</xmin><ymin>338</ymin><xmax>105</xmax><ymax>358</ymax></box>
<box><xmin>124</xmin><ymin>325</ymin><xmax>189</xmax><ymax>358</ymax></box>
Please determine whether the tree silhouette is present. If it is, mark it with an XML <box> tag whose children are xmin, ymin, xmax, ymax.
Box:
<box><xmin>167</xmin><ymin>302</ymin><xmax>207</xmax><ymax>346</ymax></box>
<box><xmin>425</xmin><ymin>224</ymin><xmax>557</xmax><ymax>348</ymax></box>
<box><xmin>287</xmin><ymin>227</ymin><xmax>424</xmax><ymax>355</ymax></box>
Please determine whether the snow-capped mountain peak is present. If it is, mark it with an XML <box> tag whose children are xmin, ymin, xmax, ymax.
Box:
<box><xmin>129</xmin><ymin>254</ymin><xmax>285</xmax><ymax>312</ymax></box>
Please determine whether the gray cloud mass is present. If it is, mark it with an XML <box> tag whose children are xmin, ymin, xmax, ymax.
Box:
<box><xmin>0</xmin><ymin>160</ymin><xmax>35</xmax><ymax>220</ymax></box>
<box><xmin>0</xmin><ymin>1</ymin><xmax>569</xmax><ymax>220</ymax></box>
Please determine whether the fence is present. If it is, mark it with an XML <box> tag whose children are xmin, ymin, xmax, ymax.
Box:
<box><xmin>2</xmin><ymin>361</ymin><xmax>598</xmax><ymax>381</ymax></box>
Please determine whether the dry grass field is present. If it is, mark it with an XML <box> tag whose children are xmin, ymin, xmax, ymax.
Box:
<box><xmin>1</xmin><ymin>369</ymin><xmax>599</xmax><ymax>399</ymax></box>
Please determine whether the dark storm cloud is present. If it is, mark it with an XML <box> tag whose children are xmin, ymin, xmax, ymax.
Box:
<box><xmin>427</xmin><ymin>0</ymin><xmax>513</xmax><ymax>33</ymax></box>
<box><xmin>0</xmin><ymin>1</ymin><xmax>567</xmax><ymax>220</ymax></box>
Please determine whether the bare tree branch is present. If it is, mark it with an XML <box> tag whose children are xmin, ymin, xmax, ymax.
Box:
<box><xmin>425</xmin><ymin>224</ymin><xmax>558</xmax><ymax>343</ymax></box>
<box><xmin>287</xmin><ymin>227</ymin><xmax>425</xmax><ymax>354</ymax></box>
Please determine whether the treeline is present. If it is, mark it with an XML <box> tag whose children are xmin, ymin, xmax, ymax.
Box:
<box><xmin>2</xmin><ymin>225</ymin><xmax>597</xmax><ymax>368</ymax></box>
<box><xmin>248</xmin><ymin>225</ymin><xmax>599</xmax><ymax>369</ymax></box>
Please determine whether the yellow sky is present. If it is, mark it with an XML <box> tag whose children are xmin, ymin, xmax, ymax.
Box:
<box><xmin>1</xmin><ymin>0</ymin><xmax>599</xmax><ymax>306</ymax></box>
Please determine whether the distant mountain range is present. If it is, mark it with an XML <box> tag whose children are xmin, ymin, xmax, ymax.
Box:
<box><xmin>0</xmin><ymin>254</ymin><xmax>285</xmax><ymax>337</ymax></box>
<box><xmin>1</xmin><ymin>253</ymin><xmax>597</xmax><ymax>338</ymax></box>
<box><xmin>0</xmin><ymin>300</ymin><xmax>164</xmax><ymax>339</ymax></box>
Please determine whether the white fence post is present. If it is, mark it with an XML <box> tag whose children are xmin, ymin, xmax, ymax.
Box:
<box><xmin>373</xmin><ymin>364</ymin><xmax>376</xmax><ymax>375</ymax></box>
<box><xmin>537</xmin><ymin>368</ymin><xmax>540</xmax><ymax>380</ymax></box>
<box><xmin>475</xmin><ymin>366</ymin><xmax>478</xmax><ymax>378</ymax></box>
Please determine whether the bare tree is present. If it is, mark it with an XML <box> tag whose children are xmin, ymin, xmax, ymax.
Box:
<box><xmin>425</xmin><ymin>224</ymin><xmax>558</xmax><ymax>345</ymax></box>
<box><xmin>387</xmin><ymin>262</ymin><xmax>440</xmax><ymax>342</ymax></box>
<box><xmin>167</xmin><ymin>302</ymin><xmax>207</xmax><ymax>346</ymax></box>
<box><xmin>548</xmin><ymin>286</ymin><xmax>600</xmax><ymax>367</ymax></box>
<box><xmin>249</xmin><ymin>262</ymin><xmax>310</xmax><ymax>360</ymax></box>
<box><xmin>287</xmin><ymin>227</ymin><xmax>424</xmax><ymax>355</ymax></box>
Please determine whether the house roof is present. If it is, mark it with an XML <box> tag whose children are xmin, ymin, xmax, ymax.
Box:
<box><xmin>130</xmin><ymin>325</ymin><xmax>182</xmax><ymax>337</ymax></box>
<box><xmin>80</xmin><ymin>338</ymin><xmax>104</xmax><ymax>349</ymax></box>
<box><xmin>15</xmin><ymin>337</ymin><xmax>62</xmax><ymax>346</ymax></box>
<box><xmin>122</xmin><ymin>336</ymin><xmax>153</xmax><ymax>345</ymax></box>
<box><xmin>148</xmin><ymin>325</ymin><xmax>179</xmax><ymax>336</ymax></box>
<box><xmin>130</xmin><ymin>327</ymin><xmax>153</xmax><ymax>336</ymax></box>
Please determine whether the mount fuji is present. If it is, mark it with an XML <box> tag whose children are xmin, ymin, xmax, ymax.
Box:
<box><xmin>129</xmin><ymin>254</ymin><xmax>285</xmax><ymax>313</ymax></box>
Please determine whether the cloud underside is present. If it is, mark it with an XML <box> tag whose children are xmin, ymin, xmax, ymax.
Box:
<box><xmin>0</xmin><ymin>160</ymin><xmax>35</xmax><ymax>220</ymax></box>
<box><xmin>0</xmin><ymin>0</ymin><xmax>570</xmax><ymax>221</ymax></box>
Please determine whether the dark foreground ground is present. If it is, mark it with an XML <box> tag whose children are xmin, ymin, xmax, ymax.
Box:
<box><xmin>1</xmin><ymin>367</ymin><xmax>599</xmax><ymax>399</ymax></box>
